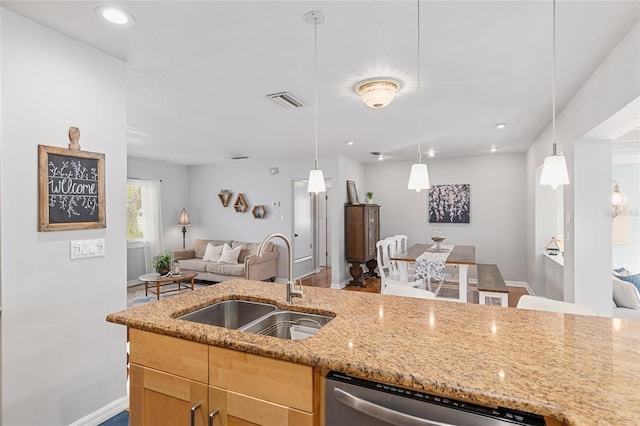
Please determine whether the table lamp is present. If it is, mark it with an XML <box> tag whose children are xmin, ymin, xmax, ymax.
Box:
<box><xmin>178</xmin><ymin>208</ymin><xmax>190</xmax><ymax>249</ymax></box>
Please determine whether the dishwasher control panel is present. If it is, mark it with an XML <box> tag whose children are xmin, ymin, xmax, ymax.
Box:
<box><xmin>326</xmin><ymin>371</ymin><xmax>546</xmax><ymax>426</ymax></box>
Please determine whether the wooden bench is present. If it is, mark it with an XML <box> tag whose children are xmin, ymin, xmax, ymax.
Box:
<box><xmin>477</xmin><ymin>264</ymin><xmax>508</xmax><ymax>307</ymax></box>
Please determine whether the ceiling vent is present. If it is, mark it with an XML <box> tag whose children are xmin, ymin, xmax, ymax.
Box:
<box><xmin>231</xmin><ymin>156</ymin><xmax>249</xmax><ymax>160</ymax></box>
<box><xmin>267</xmin><ymin>92</ymin><xmax>304</xmax><ymax>109</ymax></box>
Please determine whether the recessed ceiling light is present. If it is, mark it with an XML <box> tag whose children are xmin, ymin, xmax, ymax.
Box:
<box><xmin>490</xmin><ymin>147</ymin><xmax>498</xmax><ymax>152</ymax></box>
<box><xmin>95</xmin><ymin>6</ymin><xmax>136</xmax><ymax>27</ymax></box>
<box><xmin>495</xmin><ymin>123</ymin><xmax>507</xmax><ymax>129</ymax></box>
<box><xmin>345</xmin><ymin>140</ymin><xmax>354</xmax><ymax>146</ymax></box>
<box><xmin>428</xmin><ymin>150</ymin><xmax>435</xmax><ymax>157</ymax></box>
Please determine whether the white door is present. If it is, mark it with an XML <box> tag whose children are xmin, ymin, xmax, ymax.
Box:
<box><xmin>293</xmin><ymin>180</ymin><xmax>312</xmax><ymax>262</ymax></box>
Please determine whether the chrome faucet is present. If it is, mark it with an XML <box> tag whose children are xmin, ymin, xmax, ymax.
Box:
<box><xmin>257</xmin><ymin>232</ymin><xmax>303</xmax><ymax>304</ymax></box>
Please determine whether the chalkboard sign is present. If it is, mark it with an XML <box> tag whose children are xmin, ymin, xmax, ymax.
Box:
<box><xmin>38</xmin><ymin>144</ymin><xmax>105</xmax><ymax>231</ymax></box>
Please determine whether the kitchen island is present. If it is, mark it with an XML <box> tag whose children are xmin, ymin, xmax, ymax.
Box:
<box><xmin>107</xmin><ymin>279</ymin><xmax>640</xmax><ymax>425</ymax></box>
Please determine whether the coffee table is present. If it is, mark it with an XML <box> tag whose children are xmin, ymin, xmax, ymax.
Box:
<box><xmin>138</xmin><ymin>270</ymin><xmax>199</xmax><ymax>301</ymax></box>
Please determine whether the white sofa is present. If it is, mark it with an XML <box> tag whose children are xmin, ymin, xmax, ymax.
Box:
<box><xmin>612</xmin><ymin>275</ymin><xmax>640</xmax><ymax>320</ymax></box>
<box><xmin>172</xmin><ymin>239</ymin><xmax>278</xmax><ymax>282</ymax></box>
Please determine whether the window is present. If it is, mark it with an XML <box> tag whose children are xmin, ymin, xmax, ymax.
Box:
<box><xmin>126</xmin><ymin>179</ymin><xmax>164</xmax><ymax>273</ymax></box>
<box><xmin>127</xmin><ymin>181</ymin><xmax>144</xmax><ymax>240</ymax></box>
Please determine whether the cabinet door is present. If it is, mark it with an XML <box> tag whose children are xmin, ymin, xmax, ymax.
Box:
<box><xmin>130</xmin><ymin>364</ymin><xmax>208</xmax><ymax>426</ymax></box>
<box><xmin>366</xmin><ymin>206</ymin><xmax>378</xmax><ymax>258</ymax></box>
<box><xmin>209</xmin><ymin>386</ymin><xmax>313</xmax><ymax>426</ymax></box>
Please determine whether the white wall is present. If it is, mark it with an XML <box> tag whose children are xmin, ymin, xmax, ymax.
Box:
<box><xmin>365</xmin><ymin>153</ymin><xmax>527</xmax><ymax>281</ymax></box>
<box><xmin>1</xmin><ymin>10</ymin><xmax>127</xmax><ymax>425</ymax></box>
<box><xmin>526</xmin><ymin>22</ymin><xmax>640</xmax><ymax>305</ymax></box>
<box><xmin>612</xmin><ymin>163</ymin><xmax>640</xmax><ymax>273</ymax></box>
<box><xmin>126</xmin><ymin>156</ymin><xmax>190</xmax><ymax>282</ymax></box>
<box><xmin>188</xmin><ymin>155</ymin><xmax>341</xmax><ymax>283</ymax></box>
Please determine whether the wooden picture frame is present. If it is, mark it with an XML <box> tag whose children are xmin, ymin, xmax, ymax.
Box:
<box><xmin>347</xmin><ymin>180</ymin><xmax>360</xmax><ymax>205</ymax></box>
<box><xmin>38</xmin><ymin>144</ymin><xmax>106</xmax><ymax>231</ymax></box>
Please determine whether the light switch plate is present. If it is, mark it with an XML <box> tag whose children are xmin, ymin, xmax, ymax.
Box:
<box><xmin>70</xmin><ymin>238</ymin><xmax>105</xmax><ymax>259</ymax></box>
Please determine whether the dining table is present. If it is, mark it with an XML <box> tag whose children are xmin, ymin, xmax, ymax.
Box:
<box><xmin>391</xmin><ymin>244</ymin><xmax>476</xmax><ymax>303</ymax></box>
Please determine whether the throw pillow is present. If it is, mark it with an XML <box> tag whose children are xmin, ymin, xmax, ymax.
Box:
<box><xmin>613</xmin><ymin>267</ymin><xmax>632</xmax><ymax>277</ymax></box>
<box><xmin>202</xmin><ymin>243</ymin><xmax>223</xmax><ymax>262</ymax></box>
<box><xmin>219</xmin><ymin>243</ymin><xmax>242</xmax><ymax>264</ymax></box>
<box><xmin>617</xmin><ymin>273</ymin><xmax>640</xmax><ymax>293</ymax></box>
<box><xmin>612</xmin><ymin>275</ymin><xmax>640</xmax><ymax>309</ymax></box>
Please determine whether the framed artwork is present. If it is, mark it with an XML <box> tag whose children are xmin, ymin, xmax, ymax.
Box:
<box><xmin>428</xmin><ymin>184</ymin><xmax>470</xmax><ymax>224</ymax></box>
<box><xmin>347</xmin><ymin>180</ymin><xmax>359</xmax><ymax>204</ymax></box>
<box><xmin>38</xmin><ymin>143</ymin><xmax>106</xmax><ymax>231</ymax></box>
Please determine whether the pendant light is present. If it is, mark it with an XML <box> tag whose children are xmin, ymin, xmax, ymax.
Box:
<box><xmin>539</xmin><ymin>0</ymin><xmax>569</xmax><ymax>190</ymax></box>
<box><xmin>407</xmin><ymin>0</ymin><xmax>430</xmax><ymax>193</ymax></box>
<box><xmin>305</xmin><ymin>11</ymin><xmax>327</xmax><ymax>194</ymax></box>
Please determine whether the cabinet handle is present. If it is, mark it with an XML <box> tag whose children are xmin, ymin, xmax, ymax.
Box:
<box><xmin>208</xmin><ymin>408</ymin><xmax>220</xmax><ymax>426</ymax></box>
<box><xmin>190</xmin><ymin>402</ymin><xmax>201</xmax><ymax>426</ymax></box>
<box><xmin>333</xmin><ymin>388</ymin><xmax>456</xmax><ymax>426</ymax></box>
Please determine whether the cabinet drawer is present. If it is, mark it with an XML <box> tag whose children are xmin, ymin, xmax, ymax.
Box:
<box><xmin>130</xmin><ymin>328</ymin><xmax>208</xmax><ymax>383</ymax></box>
<box><xmin>209</xmin><ymin>346</ymin><xmax>313</xmax><ymax>412</ymax></box>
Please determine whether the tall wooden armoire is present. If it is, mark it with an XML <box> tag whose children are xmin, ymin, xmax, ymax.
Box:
<box><xmin>345</xmin><ymin>204</ymin><xmax>380</xmax><ymax>286</ymax></box>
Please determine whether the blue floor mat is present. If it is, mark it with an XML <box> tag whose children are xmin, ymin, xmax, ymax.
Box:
<box><xmin>98</xmin><ymin>410</ymin><xmax>128</xmax><ymax>426</ymax></box>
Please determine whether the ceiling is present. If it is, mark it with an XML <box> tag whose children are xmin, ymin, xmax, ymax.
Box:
<box><xmin>2</xmin><ymin>1</ymin><xmax>639</xmax><ymax>165</ymax></box>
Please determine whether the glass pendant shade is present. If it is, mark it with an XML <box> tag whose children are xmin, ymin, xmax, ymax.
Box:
<box><xmin>539</xmin><ymin>154</ymin><xmax>569</xmax><ymax>190</ymax></box>
<box><xmin>612</xmin><ymin>183</ymin><xmax>627</xmax><ymax>207</ymax></box>
<box><xmin>308</xmin><ymin>169</ymin><xmax>326</xmax><ymax>193</ymax></box>
<box><xmin>407</xmin><ymin>163</ymin><xmax>430</xmax><ymax>193</ymax></box>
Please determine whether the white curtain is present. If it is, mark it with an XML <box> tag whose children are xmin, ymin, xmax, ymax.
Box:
<box><xmin>140</xmin><ymin>179</ymin><xmax>164</xmax><ymax>273</ymax></box>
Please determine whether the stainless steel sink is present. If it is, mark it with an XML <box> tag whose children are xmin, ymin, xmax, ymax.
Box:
<box><xmin>178</xmin><ymin>299</ymin><xmax>333</xmax><ymax>340</ymax></box>
<box><xmin>178</xmin><ymin>300</ymin><xmax>277</xmax><ymax>328</ymax></box>
<box><xmin>240</xmin><ymin>311</ymin><xmax>333</xmax><ymax>340</ymax></box>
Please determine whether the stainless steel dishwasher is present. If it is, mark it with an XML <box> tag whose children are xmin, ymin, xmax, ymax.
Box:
<box><xmin>325</xmin><ymin>371</ymin><xmax>546</xmax><ymax>426</ymax></box>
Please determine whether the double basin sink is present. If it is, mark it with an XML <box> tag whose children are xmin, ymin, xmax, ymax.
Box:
<box><xmin>178</xmin><ymin>299</ymin><xmax>333</xmax><ymax>340</ymax></box>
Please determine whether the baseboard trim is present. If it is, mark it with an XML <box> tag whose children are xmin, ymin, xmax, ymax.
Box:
<box><xmin>331</xmin><ymin>280</ymin><xmax>347</xmax><ymax>289</ymax></box>
<box><xmin>70</xmin><ymin>396</ymin><xmax>128</xmax><ymax>426</ymax></box>
<box><xmin>127</xmin><ymin>279</ymin><xmax>141</xmax><ymax>287</ymax></box>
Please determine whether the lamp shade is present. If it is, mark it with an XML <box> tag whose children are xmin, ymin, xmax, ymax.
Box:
<box><xmin>178</xmin><ymin>208</ymin><xmax>190</xmax><ymax>226</ymax></box>
<box><xmin>539</xmin><ymin>154</ymin><xmax>569</xmax><ymax>190</ymax></box>
<box><xmin>407</xmin><ymin>163</ymin><xmax>430</xmax><ymax>193</ymax></box>
<box><xmin>307</xmin><ymin>169</ymin><xmax>326</xmax><ymax>193</ymax></box>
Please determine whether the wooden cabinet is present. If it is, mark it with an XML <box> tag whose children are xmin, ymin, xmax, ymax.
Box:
<box><xmin>208</xmin><ymin>346</ymin><xmax>316</xmax><ymax>425</ymax></box>
<box><xmin>129</xmin><ymin>329</ymin><xmax>318</xmax><ymax>426</ymax></box>
<box><xmin>345</xmin><ymin>204</ymin><xmax>380</xmax><ymax>286</ymax></box>
<box><xmin>129</xmin><ymin>329</ymin><xmax>209</xmax><ymax>426</ymax></box>
<box><xmin>130</xmin><ymin>365</ymin><xmax>209</xmax><ymax>426</ymax></box>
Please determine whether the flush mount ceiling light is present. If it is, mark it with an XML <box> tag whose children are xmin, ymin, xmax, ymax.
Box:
<box><xmin>353</xmin><ymin>78</ymin><xmax>403</xmax><ymax>109</ymax></box>
<box><xmin>539</xmin><ymin>0</ymin><xmax>569</xmax><ymax>190</ymax></box>
<box><xmin>304</xmin><ymin>11</ymin><xmax>327</xmax><ymax>194</ymax></box>
<box><xmin>95</xmin><ymin>6</ymin><xmax>136</xmax><ymax>27</ymax></box>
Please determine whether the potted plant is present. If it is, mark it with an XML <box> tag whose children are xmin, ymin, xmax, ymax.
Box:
<box><xmin>153</xmin><ymin>253</ymin><xmax>173</xmax><ymax>276</ymax></box>
<box><xmin>365</xmin><ymin>192</ymin><xmax>374</xmax><ymax>204</ymax></box>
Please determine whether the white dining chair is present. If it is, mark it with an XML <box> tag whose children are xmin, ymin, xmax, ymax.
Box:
<box><xmin>516</xmin><ymin>295</ymin><xmax>599</xmax><ymax>316</ymax></box>
<box><xmin>387</xmin><ymin>235</ymin><xmax>422</xmax><ymax>285</ymax></box>
<box><xmin>376</xmin><ymin>239</ymin><xmax>424</xmax><ymax>293</ymax></box>
<box><xmin>383</xmin><ymin>283</ymin><xmax>435</xmax><ymax>299</ymax></box>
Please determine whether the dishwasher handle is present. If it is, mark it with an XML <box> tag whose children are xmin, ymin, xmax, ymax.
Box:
<box><xmin>333</xmin><ymin>387</ymin><xmax>457</xmax><ymax>426</ymax></box>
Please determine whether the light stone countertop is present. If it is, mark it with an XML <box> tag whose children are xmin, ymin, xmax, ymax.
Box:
<box><xmin>107</xmin><ymin>279</ymin><xmax>640</xmax><ymax>425</ymax></box>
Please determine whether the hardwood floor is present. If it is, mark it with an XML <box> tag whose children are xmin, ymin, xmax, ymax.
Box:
<box><xmin>301</xmin><ymin>267</ymin><xmax>529</xmax><ymax>308</ymax></box>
